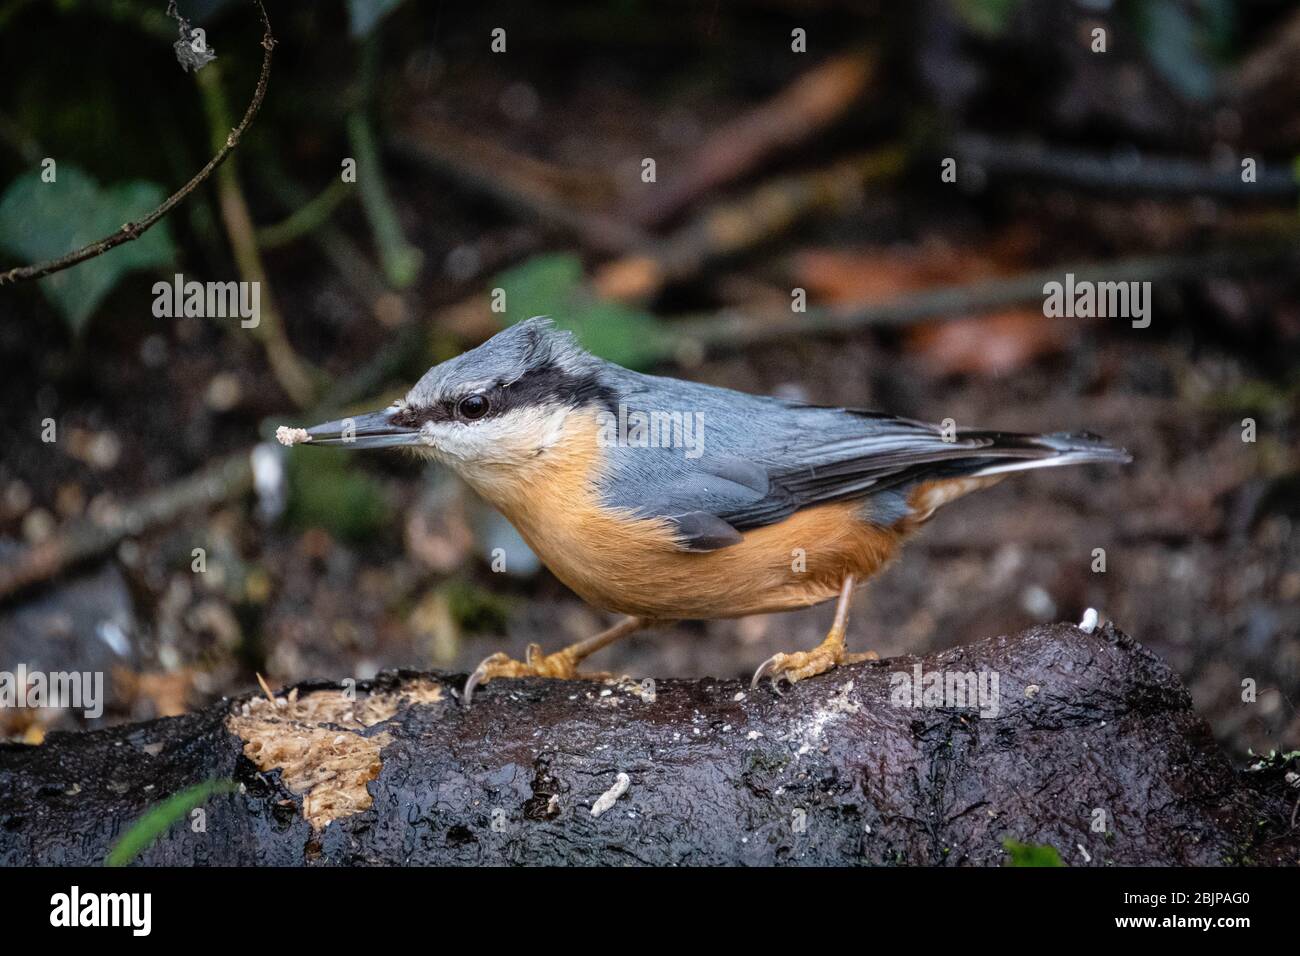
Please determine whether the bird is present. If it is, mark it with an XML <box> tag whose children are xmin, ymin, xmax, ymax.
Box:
<box><xmin>280</xmin><ymin>316</ymin><xmax>1130</xmax><ymax>705</ymax></box>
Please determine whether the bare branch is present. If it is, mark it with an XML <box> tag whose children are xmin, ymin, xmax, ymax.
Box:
<box><xmin>0</xmin><ymin>1</ymin><xmax>276</xmax><ymax>287</ymax></box>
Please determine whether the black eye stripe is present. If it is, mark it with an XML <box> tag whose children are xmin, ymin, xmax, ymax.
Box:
<box><xmin>491</xmin><ymin>361</ymin><xmax>617</xmax><ymax>415</ymax></box>
<box><xmin>399</xmin><ymin>361</ymin><xmax>616</xmax><ymax>426</ymax></box>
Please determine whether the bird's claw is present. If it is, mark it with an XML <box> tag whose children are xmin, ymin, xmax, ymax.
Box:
<box><xmin>461</xmin><ymin>645</ymin><xmax>581</xmax><ymax>708</ymax></box>
<box><xmin>462</xmin><ymin>653</ymin><xmax>502</xmax><ymax>709</ymax></box>
<box><xmin>751</xmin><ymin>652</ymin><xmax>789</xmax><ymax>691</ymax></box>
<box><xmin>750</xmin><ymin>637</ymin><xmax>877</xmax><ymax>691</ymax></box>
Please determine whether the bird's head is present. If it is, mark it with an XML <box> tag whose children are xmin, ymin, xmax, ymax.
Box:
<box><xmin>297</xmin><ymin>317</ymin><xmax>614</xmax><ymax>485</ymax></box>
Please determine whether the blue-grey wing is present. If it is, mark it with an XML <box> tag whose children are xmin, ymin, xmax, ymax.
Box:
<box><xmin>601</xmin><ymin>448</ymin><xmax>769</xmax><ymax>552</ymax></box>
<box><xmin>592</xmin><ymin>368</ymin><xmax>1091</xmax><ymax>550</ymax></box>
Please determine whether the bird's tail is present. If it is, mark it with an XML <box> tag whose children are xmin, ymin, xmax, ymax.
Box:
<box><xmin>890</xmin><ymin>429</ymin><xmax>1130</xmax><ymax>525</ymax></box>
<box><xmin>948</xmin><ymin>430</ymin><xmax>1132</xmax><ymax>479</ymax></box>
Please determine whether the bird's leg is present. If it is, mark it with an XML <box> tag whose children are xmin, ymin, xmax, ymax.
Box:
<box><xmin>751</xmin><ymin>575</ymin><xmax>876</xmax><ymax>688</ymax></box>
<box><xmin>463</xmin><ymin>615</ymin><xmax>649</xmax><ymax>706</ymax></box>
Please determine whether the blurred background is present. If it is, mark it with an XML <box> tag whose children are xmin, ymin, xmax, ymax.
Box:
<box><xmin>0</xmin><ymin>0</ymin><xmax>1297</xmax><ymax>761</ymax></box>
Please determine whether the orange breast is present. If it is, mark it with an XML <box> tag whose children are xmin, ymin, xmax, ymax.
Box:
<box><xmin>466</xmin><ymin>410</ymin><xmax>902</xmax><ymax>620</ymax></box>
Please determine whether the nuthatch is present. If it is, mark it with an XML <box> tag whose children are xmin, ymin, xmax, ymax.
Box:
<box><xmin>280</xmin><ymin>317</ymin><xmax>1130</xmax><ymax>704</ymax></box>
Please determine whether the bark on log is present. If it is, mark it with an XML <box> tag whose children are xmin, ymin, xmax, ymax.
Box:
<box><xmin>1</xmin><ymin>622</ymin><xmax>1296</xmax><ymax>866</ymax></box>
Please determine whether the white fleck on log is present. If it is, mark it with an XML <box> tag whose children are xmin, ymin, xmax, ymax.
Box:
<box><xmin>590</xmin><ymin>772</ymin><xmax>631</xmax><ymax>818</ymax></box>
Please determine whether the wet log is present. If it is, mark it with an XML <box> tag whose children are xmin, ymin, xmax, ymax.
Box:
<box><xmin>0</xmin><ymin>622</ymin><xmax>1295</xmax><ymax>866</ymax></box>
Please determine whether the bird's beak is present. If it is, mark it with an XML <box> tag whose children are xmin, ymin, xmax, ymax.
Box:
<box><xmin>301</xmin><ymin>408</ymin><xmax>423</xmax><ymax>449</ymax></box>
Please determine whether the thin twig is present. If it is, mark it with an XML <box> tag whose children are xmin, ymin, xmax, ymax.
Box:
<box><xmin>197</xmin><ymin>60</ymin><xmax>319</xmax><ymax>409</ymax></box>
<box><xmin>256</xmin><ymin>180</ymin><xmax>352</xmax><ymax>251</ymax></box>
<box><xmin>594</xmin><ymin>146</ymin><xmax>907</xmax><ymax>303</ymax></box>
<box><xmin>0</xmin><ymin>0</ymin><xmax>276</xmax><ymax>286</ymax></box>
<box><xmin>0</xmin><ymin>451</ymin><xmax>254</xmax><ymax>602</ymax></box>
<box><xmin>348</xmin><ymin>32</ymin><xmax>422</xmax><ymax>289</ymax></box>
<box><xmin>954</xmin><ymin>132</ymin><xmax>1299</xmax><ymax>199</ymax></box>
<box><xmin>633</xmin><ymin>50</ymin><xmax>877</xmax><ymax>227</ymax></box>
<box><xmin>671</xmin><ymin>243</ymin><xmax>1300</xmax><ymax>353</ymax></box>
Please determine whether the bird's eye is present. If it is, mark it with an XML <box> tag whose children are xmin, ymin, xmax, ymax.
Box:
<box><xmin>457</xmin><ymin>393</ymin><xmax>490</xmax><ymax>420</ymax></box>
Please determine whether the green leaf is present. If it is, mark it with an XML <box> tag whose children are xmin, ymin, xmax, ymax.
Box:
<box><xmin>106</xmin><ymin>779</ymin><xmax>237</xmax><ymax>867</ymax></box>
<box><xmin>347</xmin><ymin>0</ymin><xmax>406</xmax><ymax>38</ymax></box>
<box><xmin>1002</xmin><ymin>837</ymin><xmax>1065</xmax><ymax>867</ymax></box>
<box><xmin>491</xmin><ymin>253</ymin><xmax>672</xmax><ymax>369</ymax></box>
<box><xmin>0</xmin><ymin>165</ymin><xmax>176</xmax><ymax>334</ymax></box>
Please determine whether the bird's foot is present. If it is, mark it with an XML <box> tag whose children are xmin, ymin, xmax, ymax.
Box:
<box><xmin>751</xmin><ymin>625</ymin><xmax>877</xmax><ymax>689</ymax></box>
<box><xmin>463</xmin><ymin>643</ymin><xmax>607</xmax><ymax>707</ymax></box>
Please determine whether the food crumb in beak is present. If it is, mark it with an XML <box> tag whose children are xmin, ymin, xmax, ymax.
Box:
<box><xmin>276</xmin><ymin>426</ymin><xmax>311</xmax><ymax>447</ymax></box>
